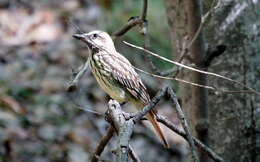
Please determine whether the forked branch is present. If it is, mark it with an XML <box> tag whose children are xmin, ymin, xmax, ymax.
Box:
<box><xmin>71</xmin><ymin>84</ymin><xmax>223</xmax><ymax>161</ymax></box>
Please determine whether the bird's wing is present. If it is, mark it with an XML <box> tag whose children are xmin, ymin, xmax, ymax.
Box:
<box><xmin>101</xmin><ymin>52</ymin><xmax>150</xmax><ymax>104</ymax></box>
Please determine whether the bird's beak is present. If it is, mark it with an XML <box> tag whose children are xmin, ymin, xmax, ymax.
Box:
<box><xmin>73</xmin><ymin>33</ymin><xmax>93</xmax><ymax>49</ymax></box>
<box><xmin>73</xmin><ymin>33</ymin><xmax>85</xmax><ymax>40</ymax></box>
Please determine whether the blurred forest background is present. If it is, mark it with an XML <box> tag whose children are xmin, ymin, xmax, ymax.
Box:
<box><xmin>0</xmin><ymin>0</ymin><xmax>259</xmax><ymax>162</ymax></box>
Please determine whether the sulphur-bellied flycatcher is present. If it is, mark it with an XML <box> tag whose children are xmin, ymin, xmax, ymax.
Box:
<box><xmin>73</xmin><ymin>31</ymin><xmax>168</xmax><ymax>147</ymax></box>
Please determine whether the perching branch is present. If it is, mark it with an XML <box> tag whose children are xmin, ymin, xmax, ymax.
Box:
<box><xmin>69</xmin><ymin>80</ymin><xmax>223</xmax><ymax>162</ymax></box>
<box><xmin>106</xmin><ymin>100</ymin><xmax>135</xmax><ymax>162</ymax></box>
<box><xmin>90</xmin><ymin>101</ymin><xmax>141</xmax><ymax>162</ymax></box>
<box><xmin>132</xmin><ymin>86</ymin><xmax>199</xmax><ymax>162</ymax></box>
<box><xmin>69</xmin><ymin>1</ymin><xmax>224</xmax><ymax>161</ymax></box>
<box><xmin>127</xmin><ymin>85</ymin><xmax>223</xmax><ymax>162</ymax></box>
<box><xmin>122</xmin><ymin>85</ymin><xmax>197</xmax><ymax>160</ymax></box>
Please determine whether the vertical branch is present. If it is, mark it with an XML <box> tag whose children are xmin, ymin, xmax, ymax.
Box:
<box><xmin>186</xmin><ymin>0</ymin><xmax>208</xmax><ymax>161</ymax></box>
<box><xmin>141</xmin><ymin>0</ymin><xmax>148</xmax><ymax>21</ymax></box>
<box><xmin>141</xmin><ymin>0</ymin><xmax>154</xmax><ymax>74</ymax></box>
<box><xmin>167</xmin><ymin>87</ymin><xmax>200</xmax><ymax>162</ymax></box>
<box><xmin>140</xmin><ymin>0</ymin><xmax>164</xmax><ymax>76</ymax></box>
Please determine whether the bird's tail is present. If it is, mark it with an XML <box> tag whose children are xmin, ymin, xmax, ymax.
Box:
<box><xmin>134</xmin><ymin>101</ymin><xmax>168</xmax><ymax>148</ymax></box>
<box><xmin>146</xmin><ymin>110</ymin><xmax>169</xmax><ymax>148</ymax></box>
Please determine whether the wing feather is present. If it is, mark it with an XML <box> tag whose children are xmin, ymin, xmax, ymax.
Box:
<box><xmin>101</xmin><ymin>52</ymin><xmax>150</xmax><ymax>104</ymax></box>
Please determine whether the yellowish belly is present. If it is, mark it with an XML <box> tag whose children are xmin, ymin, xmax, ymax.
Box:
<box><xmin>92</xmin><ymin>70</ymin><xmax>126</xmax><ymax>103</ymax></box>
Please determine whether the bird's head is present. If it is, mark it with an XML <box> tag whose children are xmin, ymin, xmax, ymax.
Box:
<box><xmin>73</xmin><ymin>30</ymin><xmax>116</xmax><ymax>52</ymax></box>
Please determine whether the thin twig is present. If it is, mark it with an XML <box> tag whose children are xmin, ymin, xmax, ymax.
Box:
<box><xmin>170</xmin><ymin>0</ymin><xmax>221</xmax><ymax>78</ymax></box>
<box><xmin>88</xmin><ymin>50</ymin><xmax>216</xmax><ymax>91</ymax></box>
<box><xmin>156</xmin><ymin>115</ymin><xmax>223</xmax><ymax>162</ymax></box>
<box><xmin>127</xmin><ymin>86</ymin><xmax>223</xmax><ymax>162</ymax></box>
<box><xmin>133</xmin><ymin>86</ymin><xmax>168</xmax><ymax>122</ymax></box>
<box><xmin>140</xmin><ymin>0</ymin><xmax>164</xmax><ymax>79</ymax></box>
<box><xmin>167</xmin><ymin>87</ymin><xmax>200</xmax><ymax>162</ymax></box>
<box><xmin>144</xmin><ymin>0</ymin><xmax>221</xmax><ymax>77</ymax></box>
<box><xmin>129</xmin><ymin>146</ymin><xmax>141</xmax><ymax>162</ymax></box>
<box><xmin>132</xmin><ymin>65</ymin><xmax>216</xmax><ymax>90</ymax></box>
<box><xmin>112</xmin><ymin>17</ymin><xmax>143</xmax><ymax>38</ymax></box>
<box><xmin>123</xmin><ymin>41</ymin><xmax>225</xmax><ymax>80</ymax></box>
<box><xmin>123</xmin><ymin>41</ymin><xmax>260</xmax><ymax>95</ymax></box>
<box><xmin>176</xmin><ymin>0</ymin><xmax>222</xmax><ymax>67</ymax></box>
<box><xmin>132</xmin><ymin>85</ymin><xmax>222</xmax><ymax>162</ymax></box>
<box><xmin>112</xmin><ymin>0</ymin><xmax>148</xmax><ymax>38</ymax></box>
<box><xmin>140</xmin><ymin>0</ymin><xmax>156</xmax><ymax>75</ymax></box>
<box><xmin>67</xmin><ymin>60</ymin><xmax>89</xmax><ymax>92</ymax></box>
<box><xmin>91</xmin><ymin>126</ymin><xmax>115</xmax><ymax>162</ymax></box>
<box><xmin>66</xmin><ymin>18</ymin><xmax>85</xmax><ymax>34</ymax></box>
<box><xmin>90</xmin><ymin>50</ymin><xmax>255</xmax><ymax>94</ymax></box>
<box><xmin>131</xmin><ymin>59</ymin><xmax>256</xmax><ymax>95</ymax></box>
<box><xmin>160</xmin><ymin>67</ymin><xmax>178</xmax><ymax>76</ymax></box>
<box><xmin>72</xmin><ymin>102</ymin><xmax>103</xmax><ymax>116</ymax></box>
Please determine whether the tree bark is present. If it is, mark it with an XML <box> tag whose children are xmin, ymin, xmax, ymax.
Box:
<box><xmin>205</xmin><ymin>1</ymin><xmax>260</xmax><ymax>161</ymax></box>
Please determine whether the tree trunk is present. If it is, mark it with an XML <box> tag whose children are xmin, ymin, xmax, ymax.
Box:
<box><xmin>164</xmin><ymin>0</ymin><xmax>208</xmax><ymax>161</ymax></box>
<box><xmin>165</xmin><ymin>0</ymin><xmax>259</xmax><ymax>161</ymax></box>
<box><xmin>205</xmin><ymin>1</ymin><xmax>260</xmax><ymax>161</ymax></box>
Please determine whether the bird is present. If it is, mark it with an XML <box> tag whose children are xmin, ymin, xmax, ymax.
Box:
<box><xmin>73</xmin><ymin>30</ymin><xmax>168</xmax><ymax>148</ymax></box>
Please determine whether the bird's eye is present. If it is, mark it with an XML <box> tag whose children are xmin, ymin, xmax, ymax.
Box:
<box><xmin>92</xmin><ymin>33</ymin><xmax>98</xmax><ymax>39</ymax></box>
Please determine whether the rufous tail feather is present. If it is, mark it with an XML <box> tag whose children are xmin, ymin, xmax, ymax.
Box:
<box><xmin>146</xmin><ymin>111</ymin><xmax>169</xmax><ymax>148</ymax></box>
